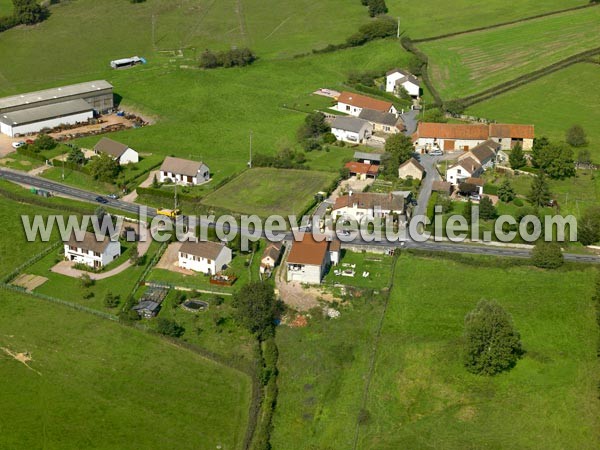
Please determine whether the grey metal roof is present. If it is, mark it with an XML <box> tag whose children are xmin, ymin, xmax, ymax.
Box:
<box><xmin>331</xmin><ymin>116</ymin><xmax>370</xmax><ymax>133</ymax></box>
<box><xmin>394</xmin><ymin>74</ymin><xmax>421</xmax><ymax>87</ymax></box>
<box><xmin>132</xmin><ymin>300</ymin><xmax>161</xmax><ymax>312</ymax></box>
<box><xmin>354</xmin><ymin>151</ymin><xmax>383</xmax><ymax>162</ymax></box>
<box><xmin>160</xmin><ymin>156</ymin><xmax>207</xmax><ymax>177</ymax></box>
<box><xmin>0</xmin><ymin>80</ymin><xmax>113</xmax><ymax>110</ymax></box>
<box><xmin>358</xmin><ymin>108</ymin><xmax>400</xmax><ymax>126</ymax></box>
<box><xmin>94</xmin><ymin>137</ymin><xmax>129</xmax><ymax>158</ymax></box>
<box><xmin>0</xmin><ymin>99</ymin><xmax>93</xmax><ymax>126</ymax></box>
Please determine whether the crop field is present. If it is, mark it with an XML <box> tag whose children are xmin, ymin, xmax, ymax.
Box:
<box><xmin>201</xmin><ymin>168</ymin><xmax>337</xmax><ymax>217</ymax></box>
<box><xmin>386</xmin><ymin>0</ymin><xmax>587</xmax><ymax>39</ymax></box>
<box><xmin>420</xmin><ymin>6</ymin><xmax>600</xmax><ymax>99</ymax></box>
<box><xmin>357</xmin><ymin>255</ymin><xmax>600</xmax><ymax>448</ymax></box>
<box><xmin>467</xmin><ymin>63</ymin><xmax>600</xmax><ymax>156</ymax></box>
<box><xmin>0</xmin><ymin>290</ymin><xmax>250</xmax><ymax>450</ymax></box>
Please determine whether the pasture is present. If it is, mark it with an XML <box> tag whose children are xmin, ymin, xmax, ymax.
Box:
<box><xmin>0</xmin><ymin>0</ymin><xmax>12</xmax><ymax>16</ymax></box>
<box><xmin>467</xmin><ymin>63</ymin><xmax>600</xmax><ymax>156</ymax></box>
<box><xmin>420</xmin><ymin>6</ymin><xmax>600</xmax><ymax>99</ymax></box>
<box><xmin>201</xmin><ymin>168</ymin><xmax>337</xmax><ymax>217</ymax></box>
<box><xmin>357</xmin><ymin>255</ymin><xmax>600</xmax><ymax>448</ymax></box>
<box><xmin>0</xmin><ymin>289</ymin><xmax>250</xmax><ymax>450</ymax></box>
<box><xmin>386</xmin><ymin>0</ymin><xmax>588</xmax><ymax>39</ymax></box>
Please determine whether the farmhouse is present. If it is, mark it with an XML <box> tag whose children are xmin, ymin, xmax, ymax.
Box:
<box><xmin>358</xmin><ymin>108</ymin><xmax>405</xmax><ymax>134</ymax></box>
<box><xmin>335</xmin><ymin>91</ymin><xmax>398</xmax><ymax>117</ymax></box>
<box><xmin>354</xmin><ymin>151</ymin><xmax>383</xmax><ymax>165</ymax></box>
<box><xmin>344</xmin><ymin>161</ymin><xmax>379</xmax><ymax>180</ymax></box>
<box><xmin>489</xmin><ymin>123</ymin><xmax>535</xmax><ymax>150</ymax></box>
<box><xmin>159</xmin><ymin>156</ymin><xmax>210</xmax><ymax>185</ymax></box>
<box><xmin>286</xmin><ymin>234</ymin><xmax>338</xmax><ymax>285</ymax></box>
<box><xmin>178</xmin><ymin>240</ymin><xmax>232</xmax><ymax>275</ymax></box>
<box><xmin>413</xmin><ymin>122</ymin><xmax>534</xmax><ymax>152</ymax></box>
<box><xmin>94</xmin><ymin>137</ymin><xmax>139</xmax><ymax>165</ymax></box>
<box><xmin>64</xmin><ymin>231</ymin><xmax>121</xmax><ymax>269</ymax></box>
<box><xmin>331</xmin><ymin>191</ymin><xmax>405</xmax><ymax>221</ymax></box>
<box><xmin>446</xmin><ymin>157</ymin><xmax>482</xmax><ymax>185</ymax></box>
<box><xmin>385</xmin><ymin>69</ymin><xmax>421</xmax><ymax>98</ymax></box>
<box><xmin>458</xmin><ymin>139</ymin><xmax>499</xmax><ymax>168</ymax></box>
<box><xmin>331</xmin><ymin>116</ymin><xmax>372</xmax><ymax>144</ymax></box>
<box><xmin>260</xmin><ymin>242</ymin><xmax>283</xmax><ymax>275</ymax></box>
<box><xmin>398</xmin><ymin>157</ymin><xmax>425</xmax><ymax>180</ymax></box>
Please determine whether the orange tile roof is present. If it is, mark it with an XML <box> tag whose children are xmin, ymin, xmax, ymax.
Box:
<box><xmin>489</xmin><ymin>123</ymin><xmax>534</xmax><ymax>139</ymax></box>
<box><xmin>344</xmin><ymin>161</ymin><xmax>379</xmax><ymax>175</ymax></box>
<box><xmin>337</xmin><ymin>91</ymin><xmax>393</xmax><ymax>113</ymax></box>
<box><xmin>416</xmin><ymin>123</ymin><xmax>489</xmax><ymax>140</ymax></box>
<box><xmin>287</xmin><ymin>234</ymin><xmax>329</xmax><ymax>266</ymax></box>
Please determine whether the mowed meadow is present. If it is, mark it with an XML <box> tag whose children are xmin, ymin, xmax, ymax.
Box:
<box><xmin>419</xmin><ymin>6</ymin><xmax>600</xmax><ymax>99</ymax></box>
<box><xmin>466</xmin><ymin>63</ymin><xmax>600</xmax><ymax>156</ymax></box>
<box><xmin>0</xmin><ymin>290</ymin><xmax>251</xmax><ymax>450</ymax></box>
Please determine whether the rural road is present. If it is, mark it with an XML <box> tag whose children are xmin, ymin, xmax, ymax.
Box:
<box><xmin>1</xmin><ymin>168</ymin><xmax>599</xmax><ymax>264</ymax></box>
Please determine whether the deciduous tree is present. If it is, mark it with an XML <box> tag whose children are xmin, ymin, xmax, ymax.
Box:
<box><xmin>531</xmin><ymin>241</ymin><xmax>564</xmax><ymax>269</ymax></box>
<box><xmin>566</xmin><ymin>125</ymin><xmax>588</xmax><ymax>147</ymax></box>
<box><xmin>232</xmin><ymin>282</ymin><xmax>282</xmax><ymax>340</ymax></box>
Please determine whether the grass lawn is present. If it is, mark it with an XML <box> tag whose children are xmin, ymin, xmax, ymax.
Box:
<box><xmin>271</xmin><ymin>293</ymin><xmax>388</xmax><ymax>449</ymax></box>
<box><xmin>0</xmin><ymin>195</ymin><xmax>62</xmax><ymax>278</ymax></box>
<box><xmin>0</xmin><ymin>0</ymin><xmax>12</xmax><ymax>16</ymax></box>
<box><xmin>201</xmin><ymin>168</ymin><xmax>338</xmax><ymax>217</ymax></box>
<box><xmin>419</xmin><ymin>7</ymin><xmax>600</xmax><ymax>99</ymax></box>
<box><xmin>0</xmin><ymin>289</ymin><xmax>250</xmax><ymax>450</ymax></box>
<box><xmin>323</xmin><ymin>250</ymin><xmax>394</xmax><ymax>289</ymax></box>
<box><xmin>0</xmin><ymin>152</ymin><xmax>44</xmax><ymax>171</ymax></box>
<box><xmin>386</xmin><ymin>0</ymin><xmax>587</xmax><ymax>39</ymax></box>
<box><xmin>466</xmin><ymin>63</ymin><xmax>600</xmax><ymax>156</ymax></box>
<box><xmin>356</xmin><ymin>254</ymin><xmax>600</xmax><ymax>448</ymax></box>
<box><xmin>26</xmin><ymin>241</ymin><xmax>161</xmax><ymax>312</ymax></box>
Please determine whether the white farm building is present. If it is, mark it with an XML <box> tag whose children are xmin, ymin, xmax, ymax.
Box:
<box><xmin>0</xmin><ymin>80</ymin><xmax>113</xmax><ymax>137</ymax></box>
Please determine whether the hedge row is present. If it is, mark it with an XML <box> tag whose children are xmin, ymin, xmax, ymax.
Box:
<box><xmin>0</xmin><ymin>186</ymin><xmax>93</xmax><ymax>215</ymax></box>
<box><xmin>400</xmin><ymin>37</ymin><xmax>443</xmax><ymax>106</ymax></box>
<box><xmin>456</xmin><ymin>47</ymin><xmax>600</xmax><ymax>108</ymax></box>
<box><xmin>412</xmin><ymin>3</ymin><xmax>599</xmax><ymax>43</ymax></box>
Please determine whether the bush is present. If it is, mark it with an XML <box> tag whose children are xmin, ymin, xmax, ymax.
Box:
<box><xmin>531</xmin><ymin>241</ymin><xmax>564</xmax><ymax>269</ymax></box>
<box><xmin>566</xmin><ymin>125</ymin><xmax>588</xmax><ymax>147</ymax></box>
<box><xmin>33</xmin><ymin>133</ymin><xmax>57</xmax><ymax>151</ymax></box>
<box><xmin>156</xmin><ymin>318</ymin><xmax>185</xmax><ymax>338</ymax></box>
<box><xmin>512</xmin><ymin>198</ymin><xmax>524</xmax><ymax>207</ymax></box>
<box><xmin>463</xmin><ymin>300</ymin><xmax>523</xmax><ymax>375</ymax></box>
<box><xmin>199</xmin><ymin>47</ymin><xmax>256</xmax><ymax>69</ymax></box>
<box><xmin>12</xmin><ymin>0</ymin><xmax>50</xmax><ymax>26</ymax></box>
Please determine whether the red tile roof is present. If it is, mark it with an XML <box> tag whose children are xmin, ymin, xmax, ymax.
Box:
<box><xmin>489</xmin><ymin>123</ymin><xmax>534</xmax><ymax>139</ymax></box>
<box><xmin>344</xmin><ymin>161</ymin><xmax>379</xmax><ymax>175</ymax></box>
<box><xmin>415</xmin><ymin>123</ymin><xmax>489</xmax><ymax>140</ymax></box>
<box><xmin>337</xmin><ymin>91</ymin><xmax>393</xmax><ymax>113</ymax></box>
<box><xmin>287</xmin><ymin>234</ymin><xmax>330</xmax><ymax>266</ymax></box>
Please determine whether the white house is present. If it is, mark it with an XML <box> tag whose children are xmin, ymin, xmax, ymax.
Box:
<box><xmin>331</xmin><ymin>192</ymin><xmax>405</xmax><ymax>222</ymax></box>
<box><xmin>446</xmin><ymin>157</ymin><xmax>482</xmax><ymax>185</ymax></box>
<box><xmin>286</xmin><ymin>234</ymin><xmax>338</xmax><ymax>285</ymax></box>
<box><xmin>260</xmin><ymin>242</ymin><xmax>283</xmax><ymax>275</ymax></box>
<box><xmin>331</xmin><ymin>116</ymin><xmax>372</xmax><ymax>144</ymax></box>
<box><xmin>458</xmin><ymin>139</ymin><xmax>498</xmax><ymax>169</ymax></box>
<box><xmin>94</xmin><ymin>137</ymin><xmax>139</xmax><ymax>165</ymax></box>
<box><xmin>385</xmin><ymin>69</ymin><xmax>421</xmax><ymax>98</ymax></box>
<box><xmin>178</xmin><ymin>240</ymin><xmax>232</xmax><ymax>275</ymax></box>
<box><xmin>159</xmin><ymin>156</ymin><xmax>210</xmax><ymax>185</ymax></box>
<box><xmin>64</xmin><ymin>231</ymin><xmax>121</xmax><ymax>269</ymax></box>
<box><xmin>335</xmin><ymin>91</ymin><xmax>398</xmax><ymax>117</ymax></box>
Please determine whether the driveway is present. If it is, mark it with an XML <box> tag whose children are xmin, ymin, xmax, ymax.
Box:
<box><xmin>400</xmin><ymin>109</ymin><xmax>419</xmax><ymax>136</ymax></box>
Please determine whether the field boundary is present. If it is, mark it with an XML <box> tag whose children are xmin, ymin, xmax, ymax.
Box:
<box><xmin>412</xmin><ymin>3</ymin><xmax>599</xmax><ymax>43</ymax></box>
<box><xmin>400</xmin><ymin>37</ymin><xmax>443</xmax><ymax>106</ymax></box>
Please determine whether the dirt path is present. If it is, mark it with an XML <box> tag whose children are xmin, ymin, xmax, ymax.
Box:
<box><xmin>1</xmin><ymin>347</ymin><xmax>41</xmax><ymax>375</ymax></box>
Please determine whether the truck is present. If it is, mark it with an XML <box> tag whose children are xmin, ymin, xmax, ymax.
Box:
<box><xmin>156</xmin><ymin>208</ymin><xmax>181</xmax><ymax>218</ymax></box>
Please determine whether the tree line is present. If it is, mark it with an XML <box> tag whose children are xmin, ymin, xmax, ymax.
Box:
<box><xmin>0</xmin><ymin>0</ymin><xmax>49</xmax><ymax>33</ymax></box>
<box><xmin>199</xmin><ymin>47</ymin><xmax>256</xmax><ymax>69</ymax></box>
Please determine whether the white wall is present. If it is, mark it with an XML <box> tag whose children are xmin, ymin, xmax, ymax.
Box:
<box><xmin>400</xmin><ymin>81</ymin><xmax>420</xmax><ymax>97</ymax></box>
<box><xmin>332</xmin><ymin>126</ymin><xmax>370</xmax><ymax>144</ymax></box>
<box><xmin>64</xmin><ymin>240</ymin><xmax>120</xmax><ymax>268</ymax></box>
<box><xmin>336</xmin><ymin>102</ymin><xmax>362</xmax><ymax>117</ymax></box>
<box><xmin>287</xmin><ymin>263</ymin><xmax>323</xmax><ymax>284</ymax></box>
<box><xmin>3</xmin><ymin>110</ymin><xmax>94</xmax><ymax>137</ymax></box>
<box><xmin>178</xmin><ymin>247</ymin><xmax>232</xmax><ymax>275</ymax></box>
<box><xmin>119</xmin><ymin>148</ymin><xmax>139</xmax><ymax>165</ymax></box>
<box><xmin>160</xmin><ymin>164</ymin><xmax>210</xmax><ymax>185</ymax></box>
<box><xmin>386</xmin><ymin>73</ymin><xmax>403</xmax><ymax>93</ymax></box>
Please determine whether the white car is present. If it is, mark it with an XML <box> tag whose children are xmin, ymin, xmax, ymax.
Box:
<box><xmin>11</xmin><ymin>141</ymin><xmax>26</xmax><ymax>149</ymax></box>
<box><xmin>429</xmin><ymin>149</ymin><xmax>443</xmax><ymax>156</ymax></box>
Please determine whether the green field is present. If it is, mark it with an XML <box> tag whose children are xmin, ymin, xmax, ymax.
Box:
<box><xmin>273</xmin><ymin>253</ymin><xmax>600</xmax><ymax>448</ymax></box>
<box><xmin>467</xmin><ymin>63</ymin><xmax>600</xmax><ymax>155</ymax></box>
<box><xmin>0</xmin><ymin>289</ymin><xmax>250</xmax><ymax>449</ymax></box>
<box><xmin>201</xmin><ymin>168</ymin><xmax>337</xmax><ymax>217</ymax></box>
<box><xmin>420</xmin><ymin>6</ymin><xmax>600</xmax><ymax>99</ymax></box>
<box><xmin>0</xmin><ymin>0</ymin><xmax>12</xmax><ymax>16</ymax></box>
<box><xmin>358</xmin><ymin>255</ymin><xmax>600</xmax><ymax>448</ymax></box>
<box><xmin>387</xmin><ymin>0</ymin><xmax>587</xmax><ymax>39</ymax></box>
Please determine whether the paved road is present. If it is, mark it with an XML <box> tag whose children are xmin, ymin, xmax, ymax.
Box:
<box><xmin>2</xmin><ymin>168</ymin><xmax>599</xmax><ymax>265</ymax></box>
<box><xmin>413</xmin><ymin>153</ymin><xmax>442</xmax><ymax>218</ymax></box>
<box><xmin>400</xmin><ymin>109</ymin><xmax>419</xmax><ymax>136</ymax></box>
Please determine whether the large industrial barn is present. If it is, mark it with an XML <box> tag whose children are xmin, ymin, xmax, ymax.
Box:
<box><xmin>0</xmin><ymin>80</ymin><xmax>113</xmax><ymax>137</ymax></box>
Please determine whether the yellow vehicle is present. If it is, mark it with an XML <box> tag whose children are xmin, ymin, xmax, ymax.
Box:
<box><xmin>156</xmin><ymin>208</ymin><xmax>181</xmax><ymax>218</ymax></box>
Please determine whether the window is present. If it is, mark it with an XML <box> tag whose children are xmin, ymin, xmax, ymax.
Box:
<box><xmin>346</xmin><ymin>105</ymin><xmax>350</xmax><ymax>111</ymax></box>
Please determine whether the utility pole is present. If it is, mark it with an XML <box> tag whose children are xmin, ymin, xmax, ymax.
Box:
<box><xmin>397</xmin><ymin>17</ymin><xmax>400</xmax><ymax>38</ymax></box>
<box><xmin>152</xmin><ymin>14</ymin><xmax>156</xmax><ymax>50</ymax></box>
<box><xmin>248</xmin><ymin>130</ymin><xmax>253</xmax><ymax>168</ymax></box>
<box><xmin>174</xmin><ymin>183</ymin><xmax>178</xmax><ymax>210</ymax></box>
<box><xmin>62</xmin><ymin>159</ymin><xmax>65</xmax><ymax>180</ymax></box>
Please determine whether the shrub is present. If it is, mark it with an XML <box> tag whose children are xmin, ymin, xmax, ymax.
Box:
<box><xmin>156</xmin><ymin>318</ymin><xmax>185</xmax><ymax>338</ymax></box>
<box><xmin>512</xmin><ymin>198</ymin><xmax>524</xmax><ymax>207</ymax></box>
<box><xmin>531</xmin><ymin>241</ymin><xmax>564</xmax><ymax>269</ymax></box>
<box><xmin>566</xmin><ymin>125</ymin><xmax>588</xmax><ymax>147</ymax></box>
<box><xmin>463</xmin><ymin>300</ymin><xmax>523</xmax><ymax>375</ymax></box>
<box><xmin>199</xmin><ymin>47</ymin><xmax>256</xmax><ymax>69</ymax></box>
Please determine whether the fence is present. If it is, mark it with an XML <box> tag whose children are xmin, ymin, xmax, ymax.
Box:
<box><xmin>2</xmin><ymin>240</ymin><xmax>62</xmax><ymax>284</ymax></box>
